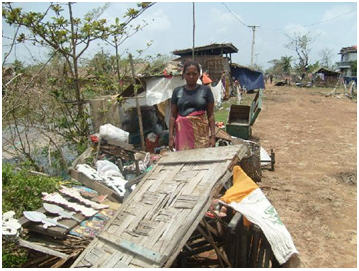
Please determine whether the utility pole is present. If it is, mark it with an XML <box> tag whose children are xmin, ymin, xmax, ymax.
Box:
<box><xmin>248</xmin><ymin>25</ymin><xmax>259</xmax><ymax>67</ymax></box>
<box><xmin>192</xmin><ymin>2</ymin><xmax>195</xmax><ymax>60</ymax></box>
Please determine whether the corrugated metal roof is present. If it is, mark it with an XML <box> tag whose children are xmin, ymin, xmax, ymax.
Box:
<box><xmin>173</xmin><ymin>43</ymin><xmax>238</xmax><ymax>56</ymax></box>
<box><xmin>339</xmin><ymin>45</ymin><xmax>357</xmax><ymax>54</ymax></box>
<box><xmin>312</xmin><ymin>67</ymin><xmax>340</xmax><ymax>75</ymax></box>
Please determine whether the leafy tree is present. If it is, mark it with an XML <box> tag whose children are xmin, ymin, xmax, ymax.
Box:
<box><xmin>267</xmin><ymin>56</ymin><xmax>292</xmax><ymax>78</ymax></box>
<box><xmin>140</xmin><ymin>53</ymin><xmax>171</xmax><ymax>76</ymax></box>
<box><xmin>3</xmin><ymin>2</ymin><xmax>110</xmax><ymax>120</ymax></box>
<box><xmin>307</xmin><ymin>60</ymin><xmax>320</xmax><ymax>73</ymax></box>
<box><xmin>88</xmin><ymin>49</ymin><xmax>114</xmax><ymax>75</ymax></box>
<box><xmin>12</xmin><ymin>59</ymin><xmax>25</xmax><ymax>73</ymax></box>
<box><xmin>350</xmin><ymin>61</ymin><xmax>357</xmax><ymax>76</ymax></box>
<box><xmin>105</xmin><ymin>2</ymin><xmax>154</xmax><ymax>91</ymax></box>
<box><xmin>2</xmin><ymin>2</ymin><xmax>154</xmax><ymax>160</ymax></box>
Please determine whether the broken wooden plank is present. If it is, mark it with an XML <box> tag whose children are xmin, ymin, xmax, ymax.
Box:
<box><xmin>18</xmin><ymin>207</ymin><xmax>84</xmax><ymax>239</ymax></box>
<box><xmin>99</xmin><ymin>232</ymin><xmax>166</xmax><ymax>265</ymax></box>
<box><xmin>69</xmin><ymin>168</ymin><xmax>121</xmax><ymax>202</ymax></box>
<box><xmin>158</xmin><ymin>145</ymin><xmax>244</xmax><ymax>164</ymax></box>
<box><xmin>18</xmin><ymin>238</ymin><xmax>69</xmax><ymax>259</ymax></box>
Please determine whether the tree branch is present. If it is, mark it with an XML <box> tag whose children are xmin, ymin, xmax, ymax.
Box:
<box><xmin>76</xmin><ymin>38</ymin><xmax>90</xmax><ymax>60</ymax></box>
<box><xmin>3</xmin><ymin>25</ymin><xmax>20</xmax><ymax>65</ymax></box>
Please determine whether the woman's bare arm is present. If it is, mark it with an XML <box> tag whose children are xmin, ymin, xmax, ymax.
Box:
<box><xmin>207</xmin><ymin>102</ymin><xmax>216</xmax><ymax>147</ymax></box>
<box><xmin>169</xmin><ymin>103</ymin><xmax>177</xmax><ymax>150</ymax></box>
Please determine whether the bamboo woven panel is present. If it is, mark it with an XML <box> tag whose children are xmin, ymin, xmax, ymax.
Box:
<box><xmin>71</xmin><ymin>145</ymin><xmax>248</xmax><ymax>268</ymax></box>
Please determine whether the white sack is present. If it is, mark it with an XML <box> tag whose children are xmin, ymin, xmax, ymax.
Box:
<box><xmin>221</xmin><ymin>188</ymin><xmax>298</xmax><ymax>265</ymax></box>
<box><xmin>99</xmin><ymin>123</ymin><xmax>129</xmax><ymax>146</ymax></box>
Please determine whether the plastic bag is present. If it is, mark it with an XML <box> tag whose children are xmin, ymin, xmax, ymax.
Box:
<box><xmin>99</xmin><ymin>123</ymin><xmax>129</xmax><ymax>146</ymax></box>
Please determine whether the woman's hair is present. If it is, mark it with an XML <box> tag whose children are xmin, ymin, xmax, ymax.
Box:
<box><xmin>182</xmin><ymin>60</ymin><xmax>201</xmax><ymax>76</ymax></box>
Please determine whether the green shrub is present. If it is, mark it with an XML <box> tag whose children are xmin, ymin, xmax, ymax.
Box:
<box><xmin>2</xmin><ymin>242</ymin><xmax>28</xmax><ymax>268</ymax></box>
<box><xmin>2</xmin><ymin>163</ymin><xmax>63</xmax><ymax>267</ymax></box>
<box><xmin>2</xmin><ymin>163</ymin><xmax>62</xmax><ymax>217</ymax></box>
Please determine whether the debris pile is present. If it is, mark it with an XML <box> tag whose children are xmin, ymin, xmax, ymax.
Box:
<box><xmin>72</xmin><ymin>123</ymin><xmax>165</xmax><ymax>201</ymax></box>
<box><xmin>2</xmin><ymin>185</ymin><xmax>121</xmax><ymax>268</ymax></box>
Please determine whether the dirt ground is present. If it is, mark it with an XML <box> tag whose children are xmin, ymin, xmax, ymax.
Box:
<box><xmin>251</xmin><ymin>84</ymin><xmax>357</xmax><ymax>268</ymax></box>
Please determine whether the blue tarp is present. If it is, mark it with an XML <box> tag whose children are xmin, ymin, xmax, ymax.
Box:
<box><xmin>344</xmin><ymin>76</ymin><xmax>357</xmax><ymax>84</ymax></box>
<box><xmin>231</xmin><ymin>66</ymin><xmax>265</xmax><ymax>91</ymax></box>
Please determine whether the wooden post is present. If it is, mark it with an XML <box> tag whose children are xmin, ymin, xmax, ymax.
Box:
<box><xmin>192</xmin><ymin>2</ymin><xmax>195</xmax><ymax>61</ymax></box>
<box><xmin>129</xmin><ymin>53</ymin><xmax>145</xmax><ymax>151</ymax></box>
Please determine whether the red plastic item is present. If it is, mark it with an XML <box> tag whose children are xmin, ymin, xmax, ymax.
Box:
<box><xmin>90</xmin><ymin>135</ymin><xmax>99</xmax><ymax>143</ymax></box>
<box><xmin>145</xmin><ymin>136</ymin><xmax>159</xmax><ymax>153</ymax></box>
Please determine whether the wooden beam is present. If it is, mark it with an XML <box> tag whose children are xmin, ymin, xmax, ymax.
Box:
<box><xmin>69</xmin><ymin>168</ymin><xmax>122</xmax><ymax>202</ymax></box>
<box><xmin>129</xmin><ymin>53</ymin><xmax>145</xmax><ymax>151</ymax></box>
<box><xmin>98</xmin><ymin>232</ymin><xmax>167</xmax><ymax>265</ymax></box>
<box><xmin>18</xmin><ymin>238</ymin><xmax>69</xmax><ymax>259</ymax></box>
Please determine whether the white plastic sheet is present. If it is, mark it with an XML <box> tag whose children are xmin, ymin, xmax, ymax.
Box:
<box><xmin>123</xmin><ymin>76</ymin><xmax>185</xmax><ymax>110</ymax></box>
<box><xmin>122</xmin><ymin>76</ymin><xmax>205</xmax><ymax>110</ymax></box>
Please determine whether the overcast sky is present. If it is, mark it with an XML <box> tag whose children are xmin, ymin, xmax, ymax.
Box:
<box><xmin>2</xmin><ymin>1</ymin><xmax>357</xmax><ymax>70</ymax></box>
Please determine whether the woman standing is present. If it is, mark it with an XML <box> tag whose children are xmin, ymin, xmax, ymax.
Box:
<box><xmin>169</xmin><ymin>61</ymin><xmax>216</xmax><ymax>151</ymax></box>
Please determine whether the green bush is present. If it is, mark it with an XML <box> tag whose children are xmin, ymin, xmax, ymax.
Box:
<box><xmin>2</xmin><ymin>242</ymin><xmax>28</xmax><ymax>268</ymax></box>
<box><xmin>2</xmin><ymin>163</ymin><xmax>62</xmax><ymax>217</ymax></box>
<box><xmin>2</xmin><ymin>163</ymin><xmax>63</xmax><ymax>267</ymax></box>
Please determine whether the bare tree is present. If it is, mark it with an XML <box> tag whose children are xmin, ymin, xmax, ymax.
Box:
<box><xmin>286</xmin><ymin>32</ymin><xmax>313</xmax><ymax>75</ymax></box>
<box><xmin>319</xmin><ymin>48</ymin><xmax>334</xmax><ymax>69</ymax></box>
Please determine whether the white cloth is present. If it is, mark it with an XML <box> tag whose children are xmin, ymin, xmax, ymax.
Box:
<box><xmin>76</xmin><ymin>162</ymin><xmax>128</xmax><ymax>197</ymax></box>
<box><xmin>145</xmin><ymin>76</ymin><xmax>185</xmax><ymax>105</ymax></box>
<box><xmin>237</xmin><ymin>89</ymin><xmax>242</xmax><ymax>104</ymax></box>
<box><xmin>221</xmin><ymin>188</ymin><xmax>298</xmax><ymax>265</ymax></box>
<box><xmin>209</xmin><ymin>80</ymin><xmax>224</xmax><ymax>107</ymax></box>
<box><xmin>75</xmin><ymin>164</ymin><xmax>103</xmax><ymax>182</ymax></box>
<box><xmin>96</xmin><ymin>160</ymin><xmax>127</xmax><ymax>197</ymax></box>
<box><xmin>123</xmin><ymin>76</ymin><xmax>210</xmax><ymax>110</ymax></box>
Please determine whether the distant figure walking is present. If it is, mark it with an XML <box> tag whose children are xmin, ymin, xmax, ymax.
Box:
<box><xmin>269</xmin><ymin>74</ymin><xmax>273</xmax><ymax>84</ymax></box>
<box><xmin>234</xmin><ymin>80</ymin><xmax>242</xmax><ymax>104</ymax></box>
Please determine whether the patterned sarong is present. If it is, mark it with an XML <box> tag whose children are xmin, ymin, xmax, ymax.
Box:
<box><xmin>175</xmin><ymin>110</ymin><xmax>209</xmax><ymax>151</ymax></box>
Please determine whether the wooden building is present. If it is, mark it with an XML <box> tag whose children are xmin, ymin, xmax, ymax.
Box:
<box><xmin>172</xmin><ymin>43</ymin><xmax>238</xmax><ymax>82</ymax></box>
<box><xmin>312</xmin><ymin>67</ymin><xmax>340</xmax><ymax>87</ymax></box>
